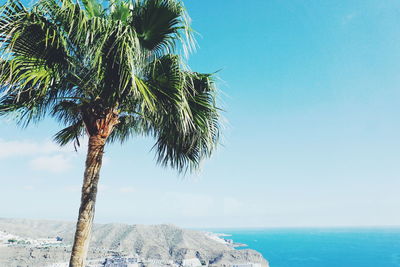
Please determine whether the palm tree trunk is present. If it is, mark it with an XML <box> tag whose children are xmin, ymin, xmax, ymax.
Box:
<box><xmin>69</xmin><ymin>135</ymin><xmax>106</xmax><ymax>267</ymax></box>
<box><xmin>69</xmin><ymin>109</ymin><xmax>119</xmax><ymax>267</ymax></box>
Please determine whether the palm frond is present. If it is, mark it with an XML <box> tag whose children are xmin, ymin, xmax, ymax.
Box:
<box><xmin>81</xmin><ymin>0</ymin><xmax>104</xmax><ymax>18</ymax></box>
<box><xmin>0</xmin><ymin>1</ymin><xmax>68</xmax><ymax>66</ymax></box>
<box><xmin>110</xmin><ymin>0</ymin><xmax>130</xmax><ymax>22</ymax></box>
<box><xmin>148</xmin><ymin>65</ymin><xmax>220</xmax><ymax>172</ymax></box>
<box><xmin>107</xmin><ymin>113</ymin><xmax>149</xmax><ymax>143</ymax></box>
<box><xmin>53</xmin><ymin>119</ymin><xmax>84</xmax><ymax>146</ymax></box>
<box><xmin>0</xmin><ymin>57</ymin><xmax>63</xmax><ymax>125</ymax></box>
<box><xmin>131</xmin><ymin>0</ymin><xmax>195</xmax><ymax>57</ymax></box>
<box><xmin>51</xmin><ymin>100</ymin><xmax>82</xmax><ymax>125</ymax></box>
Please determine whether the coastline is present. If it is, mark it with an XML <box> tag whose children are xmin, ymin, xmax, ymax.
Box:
<box><xmin>204</xmin><ymin>232</ymin><xmax>248</xmax><ymax>248</ymax></box>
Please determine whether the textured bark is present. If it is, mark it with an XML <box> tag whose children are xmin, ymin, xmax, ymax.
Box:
<box><xmin>69</xmin><ymin>110</ymin><xmax>119</xmax><ymax>267</ymax></box>
<box><xmin>69</xmin><ymin>135</ymin><xmax>104</xmax><ymax>267</ymax></box>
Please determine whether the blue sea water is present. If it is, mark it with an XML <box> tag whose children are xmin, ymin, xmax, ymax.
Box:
<box><xmin>215</xmin><ymin>228</ymin><xmax>400</xmax><ymax>267</ymax></box>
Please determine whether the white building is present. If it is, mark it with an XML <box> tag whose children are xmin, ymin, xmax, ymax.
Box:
<box><xmin>104</xmin><ymin>257</ymin><xmax>140</xmax><ymax>267</ymax></box>
<box><xmin>231</xmin><ymin>263</ymin><xmax>261</xmax><ymax>267</ymax></box>
<box><xmin>182</xmin><ymin>258</ymin><xmax>202</xmax><ymax>267</ymax></box>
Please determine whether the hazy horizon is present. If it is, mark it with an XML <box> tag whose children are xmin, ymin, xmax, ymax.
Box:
<box><xmin>2</xmin><ymin>217</ymin><xmax>400</xmax><ymax>229</ymax></box>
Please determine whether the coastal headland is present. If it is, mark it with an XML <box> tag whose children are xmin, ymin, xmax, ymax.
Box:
<box><xmin>0</xmin><ymin>218</ymin><xmax>269</xmax><ymax>267</ymax></box>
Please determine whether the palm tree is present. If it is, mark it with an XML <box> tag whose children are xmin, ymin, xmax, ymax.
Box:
<box><xmin>0</xmin><ymin>0</ymin><xmax>220</xmax><ymax>266</ymax></box>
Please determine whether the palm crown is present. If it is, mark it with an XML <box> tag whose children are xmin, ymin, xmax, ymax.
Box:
<box><xmin>0</xmin><ymin>0</ymin><xmax>220</xmax><ymax>172</ymax></box>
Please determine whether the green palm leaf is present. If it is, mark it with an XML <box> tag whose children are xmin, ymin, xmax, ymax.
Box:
<box><xmin>131</xmin><ymin>0</ymin><xmax>195</xmax><ymax>56</ymax></box>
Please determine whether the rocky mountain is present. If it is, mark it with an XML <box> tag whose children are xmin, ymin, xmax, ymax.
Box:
<box><xmin>0</xmin><ymin>218</ymin><xmax>269</xmax><ymax>267</ymax></box>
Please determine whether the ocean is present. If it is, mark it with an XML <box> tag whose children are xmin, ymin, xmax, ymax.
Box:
<box><xmin>215</xmin><ymin>228</ymin><xmax>400</xmax><ymax>267</ymax></box>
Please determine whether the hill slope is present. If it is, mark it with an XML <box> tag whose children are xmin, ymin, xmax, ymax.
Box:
<box><xmin>0</xmin><ymin>218</ymin><xmax>269</xmax><ymax>267</ymax></box>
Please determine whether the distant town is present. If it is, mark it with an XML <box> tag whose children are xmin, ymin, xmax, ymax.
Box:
<box><xmin>0</xmin><ymin>230</ymin><xmax>262</xmax><ymax>267</ymax></box>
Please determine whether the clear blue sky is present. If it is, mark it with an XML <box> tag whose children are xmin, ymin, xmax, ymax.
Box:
<box><xmin>1</xmin><ymin>0</ymin><xmax>400</xmax><ymax>228</ymax></box>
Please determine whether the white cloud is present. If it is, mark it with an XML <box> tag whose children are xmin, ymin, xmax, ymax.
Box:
<box><xmin>119</xmin><ymin>186</ymin><xmax>135</xmax><ymax>193</ymax></box>
<box><xmin>0</xmin><ymin>139</ymin><xmax>56</xmax><ymax>158</ymax></box>
<box><xmin>29</xmin><ymin>155</ymin><xmax>72</xmax><ymax>173</ymax></box>
<box><xmin>0</xmin><ymin>138</ymin><xmax>85</xmax><ymax>173</ymax></box>
<box><xmin>0</xmin><ymin>139</ymin><xmax>76</xmax><ymax>159</ymax></box>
